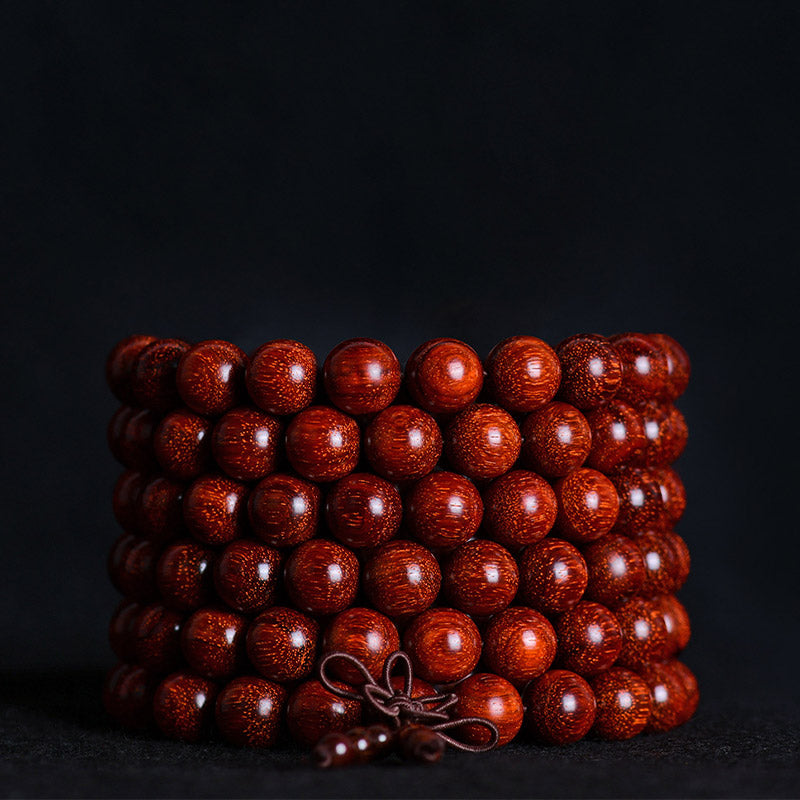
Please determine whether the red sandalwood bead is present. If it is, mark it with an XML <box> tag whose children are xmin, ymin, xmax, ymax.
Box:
<box><xmin>655</xmin><ymin>594</ymin><xmax>692</xmax><ymax>656</ymax></box>
<box><xmin>615</xmin><ymin>597</ymin><xmax>670</xmax><ymax>669</ymax></box>
<box><xmin>106</xmin><ymin>334</ymin><xmax>158</xmax><ymax>404</ymax></box>
<box><xmin>109</xmin><ymin>599</ymin><xmax>143</xmax><ymax>662</ymax></box>
<box><xmin>454</xmin><ymin>673</ymin><xmax>524</xmax><ymax>747</ymax></box>
<box><xmin>176</xmin><ymin>339</ymin><xmax>247</xmax><ymax>417</ymax></box>
<box><xmin>584</xmin><ymin>400</ymin><xmax>646</xmax><ymax>473</ymax></box>
<box><xmin>284</xmin><ymin>539</ymin><xmax>360</xmax><ymax>616</ymax></box>
<box><xmin>609</xmin><ymin>467</ymin><xmax>667</xmax><ymax>535</ymax></box>
<box><xmin>555</xmin><ymin>601</ymin><xmax>623</xmax><ymax>676</ymax></box>
<box><xmin>669</xmin><ymin>659</ymin><xmax>700</xmax><ymax>723</ymax></box>
<box><xmin>609</xmin><ymin>332</ymin><xmax>669</xmax><ymax>404</ymax></box>
<box><xmin>137</xmin><ymin>476</ymin><xmax>186</xmax><ymax>544</ymax></box>
<box><xmin>661</xmin><ymin>404</ymin><xmax>688</xmax><ymax>464</ymax></box>
<box><xmin>629</xmin><ymin>529</ymin><xmax>679</xmax><ymax>595</ymax></box>
<box><xmin>156</xmin><ymin>540</ymin><xmax>214</xmax><ymax>612</ymax></box>
<box><xmin>555</xmin><ymin>334</ymin><xmax>623</xmax><ymax>410</ymax></box>
<box><xmin>523</xmin><ymin>669</ymin><xmax>596</xmax><ymax>745</ymax></box>
<box><xmin>444</xmin><ymin>404</ymin><xmax>521</xmax><ymax>480</ymax></box>
<box><xmin>246</xmin><ymin>339</ymin><xmax>317</xmax><ymax>415</ymax></box>
<box><xmin>589</xmin><ymin>667</ymin><xmax>652</xmax><ymax>740</ymax></box>
<box><xmin>649</xmin><ymin>333</ymin><xmax>690</xmax><ymax>401</ymax></box>
<box><xmin>652</xmin><ymin>466</ymin><xmax>687</xmax><ymax>525</ymax></box>
<box><xmin>638</xmin><ymin>661</ymin><xmax>689</xmax><ymax>732</ymax></box>
<box><xmin>582</xmin><ymin>533</ymin><xmax>646</xmax><ymax>608</ymax></box>
<box><xmin>213</xmin><ymin>540</ymin><xmax>281</xmax><ymax>614</ymax></box>
<box><xmin>103</xmin><ymin>662</ymin><xmax>156</xmax><ymax>730</ymax></box>
<box><xmin>247</xmin><ymin>606</ymin><xmax>320</xmax><ymax>682</ymax></box>
<box><xmin>183</xmin><ymin>474</ymin><xmax>249</xmax><ymax>546</ymax></box>
<box><xmin>248</xmin><ymin>473</ymin><xmax>320</xmax><ymax>548</ymax></box>
<box><xmin>285</xmin><ymin>406</ymin><xmax>361</xmax><ymax>483</ymax></box>
<box><xmin>133</xmin><ymin>604</ymin><xmax>184</xmax><ymax>673</ymax></box>
<box><xmin>112</xmin><ymin>469</ymin><xmax>145</xmax><ymax>534</ymax></box>
<box><xmin>153</xmin><ymin>409</ymin><xmax>212</xmax><ymax>480</ymax></box>
<box><xmin>215</xmin><ymin>676</ymin><xmax>287</xmax><ymax>748</ymax></box>
<box><xmin>153</xmin><ymin>671</ymin><xmax>218</xmax><ymax>742</ymax></box>
<box><xmin>554</xmin><ymin>468</ymin><xmax>620</xmax><ymax>544</ymax></box>
<box><xmin>131</xmin><ymin>338</ymin><xmax>191</xmax><ymax>412</ymax></box>
<box><xmin>485</xmin><ymin>336</ymin><xmax>561</xmax><ymax>413</ymax></box>
<box><xmin>662</xmin><ymin>530</ymin><xmax>691</xmax><ymax>590</ymax></box>
<box><xmin>325</xmin><ymin>473</ymin><xmax>402</xmax><ymax>548</ymax></box>
<box><xmin>518</xmin><ymin>538</ymin><xmax>588</xmax><ymax>615</ymax></box>
<box><xmin>108</xmin><ymin>406</ymin><xmax>159</xmax><ymax>471</ymax></box>
<box><xmin>521</xmin><ymin>402</ymin><xmax>591</xmax><ymax>478</ymax></box>
<box><xmin>108</xmin><ymin>533</ymin><xmax>158</xmax><ymax>601</ymax></box>
<box><xmin>212</xmin><ymin>407</ymin><xmax>282</xmax><ymax>482</ymax></box>
<box><xmin>286</xmin><ymin>679</ymin><xmax>363</xmax><ymax>747</ymax></box>
<box><xmin>181</xmin><ymin>607</ymin><xmax>247</xmax><ymax>679</ymax></box>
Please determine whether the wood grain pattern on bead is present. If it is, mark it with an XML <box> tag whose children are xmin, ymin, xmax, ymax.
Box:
<box><xmin>589</xmin><ymin>667</ymin><xmax>652</xmax><ymax>740</ymax></box>
<box><xmin>669</xmin><ymin>659</ymin><xmax>699</xmax><ymax>724</ymax></box>
<box><xmin>213</xmin><ymin>540</ymin><xmax>281</xmax><ymax>614</ymax></box>
<box><xmin>108</xmin><ymin>533</ymin><xmax>158</xmax><ymax>601</ymax></box>
<box><xmin>582</xmin><ymin>533</ymin><xmax>646</xmax><ymax>608</ymax></box>
<box><xmin>176</xmin><ymin>339</ymin><xmax>248</xmax><ymax>417</ymax></box>
<box><xmin>156</xmin><ymin>540</ymin><xmax>214</xmax><ymax>612</ymax></box>
<box><xmin>629</xmin><ymin>529</ymin><xmax>679</xmax><ymax>595</ymax></box>
<box><xmin>215</xmin><ymin>676</ymin><xmax>287</xmax><ymax>748</ymax></box>
<box><xmin>555</xmin><ymin>333</ymin><xmax>623</xmax><ymax>410</ymax></box>
<box><xmin>662</xmin><ymin>530</ymin><xmax>691</xmax><ymax>590</ymax></box>
<box><xmin>286</xmin><ymin>679</ymin><xmax>363</xmax><ymax>747</ymax></box>
<box><xmin>523</xmin><ymin>669</ymin><xmax>596</xmax><ymax>745</ymax></box>
<box><xmin>248</xmin><ymin>473</ymin><xmax>320</xmax><ymax>547</ymax></box>
<box><xmin>131</xmin><ymin>338</ymin><xmax>191</xmax><ymax>412</ymax></box>
<box><xmin>554</xmin><ymin>468</ymin><xmax>620</xmax><ymax>543</ymax></box>
<box><xmin>211</xmin><ymin>407</ymin><xmax>282</xmax><ymax>482</ymax></box>
<box><xmin>609</xmin><ymin>332</ymin><xmax>669</xmax><ymax>404</ymax></box>
<box><xmin>106</xmin><ymin>334</ymin><xmax>158</xmax><ymax>404</ymax></box>
<box><xmin>247</xmin><ymin>606</ymin><xmax>320</xmax><ymax>682</ymax></box>
<box><xmin>132</xmin><ymin>604</ymin><xmax>184</xmax><ymax>673</ymax></box>
<box><xmin>584</xmin><ymin>399</ymin><xmax>646</xmax><ymax>473</ymax></box>
<box><xmin>285</xmin><ymin>406</ymin><xmax>361</xmax><ymax>482</ymax></box>
<box><xmin>518</xmin><ymin>538</ymin><xmax>588</xmax><ymax>615</ymax></box>
<box><xmin>614</xmin><ymin>596</ymin><xmax>669</xmax><ymax>669</ymax></box>
<box><xmin>246</xmin><ymin>339</ymin><xmax>318</xmax><ymax>415</ymax></box>
<box><xmin>654</xmin><ymin>593</ymin><xmax>691</xmax><ymax>656</ymax></box>
<box><xmin>521</xmin><ymin>402</ymin><xmax>591</xmax><ymax>478</ymax></box>
<box><xmin>182</xmin><ymin>474</ymin><xmax>249</xmax><ymax>546</ymax></box>
<box><xmin>453</xmin><ymin>673</ymin><xmax>524</xmax><ymax>747</ymax></box>
<box><xmin>637</xmin><ymin>661</ymin><xmax>689</xmax><ymax>732</ymax></box>
<box><xmin>137</xmin><ymin>476</ymin><xmax>186</xmax><ymax>545</ymax></box>
<box><xmin>325</xmin><ymin>472</ymin><xmax>402</xmax><ymax>548</ymax></box>
<box><xmin>152</xmin><ymin>409</ymin><xmax>212</xmax><ymax>480</ymax></box>
<box><xmin>608</xmin><ymin>466</ymin><xmax>667</xmax><ymax>535</ymax></box>
<box><xmin>284</xmin><ymin>539</ymin><xmax>360</xmax><ymax>616</ymax></box>
<box><xmin>555</xmin><ymin>601</ymin><xmax>622</xmax><ymax>676</ymax></box>
<box><xmin>153</xmin><ymin>671</ymin><xmax>218</xmax><ymax>742</ymax></box>
<box><xmin>649</xmin><ymin>333</ymin><xmax>690</xmax><ymax>401</ymax></box>
<box><xmin>652</xmin><ymin>466</ymin><xmax>687</xmax><ymax>525</ymax></box>
<box><xmin>180</xmin><ymin>607</ymin><xmax>247</xmax><ymax>679</ymax></box>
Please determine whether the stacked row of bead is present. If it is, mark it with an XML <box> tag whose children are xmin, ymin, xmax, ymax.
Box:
<box><xmin>104</xmin><ymin>332</ymin><xmax>696</xmax><ymax>751</ymax></box>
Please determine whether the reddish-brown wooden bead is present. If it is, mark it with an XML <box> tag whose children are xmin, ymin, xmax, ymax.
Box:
<box><xmin>589</xmin><ymin>667</ymin><xmax>652</xmax><ymax>740</ymax></box>
<box><xmin>629</xmin><ymin>529</ymin><xmax>679</xmax><ymax>595</ymax></box>
<box><xmin>582</xmin><ymin>533</ymin><xmax>646</xmax><ymax>608</ymax></box>
<box><xmin>662</xmin><ymin>530</ymin><xmax>691</xmax><ymax>590</ymax></box>
<box><xmin>215</xmin><ymin>676</ymin><xmax>287</xmax><ymax>748</ymax></box>
<box><xmin>284</xmin><ymin>539</ymin><xmax>359</xmax><ymax>616</ymax></box>
<box><xmin>555</xmin><ymin>334</ymin><xmax>623</xmax><ymax>410</ymax></box>
<box><xmin>442</xmin><ymin>539</ymin><xmax>519</xmax><ymax>617</ymax></box>
<box><xmin>609</xmin><ymin>332</ymin><xmax>669</xmax><ymax>404</ymax></box>
<box><xmin>609</xmin><ymin>467</ymin><xmax>667</xmax><ymax>535</ymax></box>
<box><xmin>108</xmin><ymin>533</ymin><xmax>158</xmax><ymax>601</ymax></box>
<box><xmin>214</xmin><ymin>540</ymin><xmax>281</xmax><ymax>614</ymax></box>
<box><xmin>615</xmin><ymin>597</ymin><xmax>669</xmax><ymax>668</ymax></box>
<box><xmin>285</xmin><ymin>406</ymin><xmax>361</xmax><ymax>482</ymax></box>
<box><xmin>454</xmin><ymin>673</ymin><xmax>524</xmax><ymax>747</ymax></box>
<box><xmin>152</xmin><ymin>409</ymin><xmax>212</xmax><ymax>480</ymax></box>
<box><xmin>211</xmin><ymin>407</ymin><xmax>282</xmax><ymax>482</ymax></box>
<box><xmin>325</xmin><ymin>473</ymin><xmax>402</xmax><ymax>548</ymax></box>
<box><xmin>523</xmin><ymin>669</ymin><xmax>596</xmax><ymax>745</ymax></box>
<box><xmin>112</xmin><ymin>469</ymin><xmax>145</xmax><ymax>534</ymax></box>
<box><xmin>246</xmin><ymin>339</ymin><xmax>318</xmax><ymax>416</ymax></box>
<box><xmin>555</xmin><ymin>601</ymin><xmax>622</xmax><ymax>676</ymax></box>
<box><xmin>131</xmin><ymin>338</ymin><xmax>191</xmax><ymax>412</ymax></box>
<box><xmin>103</xmin><ymin>662</ymin><xmax>156</xmax><ymax>730</ymax></box>
<box><xmin>286</xmin><ymin>679</ymin><xmax>363</xmax><ymax>747</ymax></box>
<box><xmin>362</xmin><ymin>540</ymin><xmax>441</xmax><ymax>619</ymax></box>
<box><xmin>638</xmin><ymin>661</ymin><xmax>689</xmax><ymax>732</ymax></box>
<box><xmin>649</xmin><ymin>333</ymin><xmax>690</xmax><ymax>401</ymax></box>
<box><xmin>109</xmin><ymin>599</ymin><xmax>143</xmax><ymax>662</ymax></box>
<box><xmin>654</xmin><ymin>594</ymin><xmax>691</xmax><ymax>656</ymax></box>
<box><xmin>554</xmin><ymin>468</ymin><xmax>620</xmax><ymax>543</ymax></box>
<box><xmin>156</xmin><ymin>540</ymin><xmax>214</xmax><ymax>612</ymax></box>
<box><xmin>108</xmin><ymin>406</ymin><xmax>159</xmax><ymax>471</ymax></box>
<box><xmin>248</xmin><ymin>473</ymin><xmax>320</xmax><ymax>548</ymax></box>
<box><xmin>405</xmin><ymin>337</ymin><xmax>484</xmax><ymax>414</ymax></box>
<box><xmin>137</xmin><ymin>476</ymin><xmax>186</xmax><ymax>544</ymax></box>
<box><xmin>485</xmin><ymin>336</ymin><xmax>561</xmax><ymax>413</ymax></box>
<box><xmin>482</xmin><ymin>469</ymin><xmax>557</xmax><ymax>549</ymax></box>
<box><xmin>181</xmin><ymin>608</ymin><xmax>247</xmax><ymax>679</ymax></box>
<box><xmin>106</xmin><ymin>334</ymin><xmax>158</xmax><ymax>404</ymax></box>
<box><xmin>482</xmin><ymin>606</ymin><xmax>557</xmax><ymax>686</ymax></box>
<box><xmin>153</xmin><ymin>671</ymin><xmax>218</xmax><ymax>742</ymax></box>
<box><xmin>584</xmin><ymin>400</ymin><xmax>646</xmax><ymax>473</ymax></box>
<box><xmin>323</xmin><ymin>338</ymin><xmax>402</xmax><ymax>415</ymax></box>
<box><xmin>521</xmin><ymin>402</ymin><xmax>591</xmax><ymax>478</ymax></box>
<box><xmin>634</xmin><ymin>401</ymin><xmax>688</xmax><ymax>467</ymax></box>
<box><xmin>669</xmin><ymin>659</ymin><xmax>699</xmax><ymax>723</ymax></box>
<box><xmin>182</xmin><ymin>474</ymin><xmax>249</xmax><ymax>546</ymax></box>
<box><xmin>247</xmin><ymin>606</ymin><xmax>320</xmax><ymax>682</ymax></box>
<box><xmin>518</xmin><ymin>538</ymin><xmax>588</xmax><ymax>615</ymax></box>
<box><xmin>176</xmin><ymin>339</ymin><xmax>248</xmax><ymax>417</ymax></box>
<box><xmin>314</xmin><ymin>724</ymin><xmax>395</xmax><ymax>767</ymax></box>
<box><xmin>364</xmin><ymin>405</ymin><xmax>442</xmax><ymax>482</ymax></box>
<box><xmin>402</xmin><ymin>608</ymin><xmax>482</xmax><ymax>683</ymax></box>
<box><xmin>405</xmin><ymin>471</ymin><xmax>483</xmax><ymax>549</ymax></box>
<box><xmin>444</xmin><ymin>404</ymin><xmax>521</xmax><ymax>480</ymax></box>
<box><xmin>652</xmin><ymin>466</ymin><xmax>687</xmax><ymax>525</ymax></box>
<box><xmin>133</xmin><ymin>603</ymin><xmax>184</xmax><ymax>673</ymax></box>
<box><xmin>662</xmin><ymin>404</ymin><xmax>688</xmax><ymax>463</ymax></box>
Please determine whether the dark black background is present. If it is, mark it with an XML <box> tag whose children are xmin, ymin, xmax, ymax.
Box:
<box><xmin>1</xmin><ymin>1</ymin><xmax>799</xmax><ymax>797</ymax></box>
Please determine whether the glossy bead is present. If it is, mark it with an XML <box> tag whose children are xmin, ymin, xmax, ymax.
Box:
<box><xmin>176</xmin><ymin>339</ymin><xmax>248</xmax><ymax>416</ymax></box>
<box><xmin>156</xmin><ymin>540</ymin><xmax>214</xmax><ymax>612</ymax></box>
<box><xmin>629</xmin><ymin>529</ymin><xmax>679</xmax><ymax>595</ymax></box>
<box><xmin>246</xmin><ymin>339</ymin><xmax>317</xmax><ymax>415</ymax></box>
<box><xmin>589</xmin><ymin>667</ymin><xmax>652</xmax><ymax>740</ymax></box>
<box><xmin>634</xmin><ymin>401</ymin><xmax>688</xmax><ymax>466</ymax></box>
<box><xmin>655</xmin><ymin>594</ymin><xmax>691</xmax><ymax>656</ymax></box>
<box><xmin>638</xmin><ymin>661</ymin><xmax>689</xmax><ymax>732</ymax></box>
<box><xmin>614</xmin><ymin>597</ymin><xmax>669</xmax><ymax>668</ymax></box>
<box><xmin>323</xmin><ymin>338</ymin><xmax>402</xmax><ymax>415</ymax></box>
<box><xmin>402</xmin><ymin>608</ymin><xmax>482</xmax><ymax>683</ymax></box>
<box><xmin>554</xmin><ymin>468</ymin><xmax>620</xmax><ymax>543</ymax></box>
<box><xmin>181</xmin><ymin>607</ymin><xmax>247</xmax><ymax>679</ymax></box>
<box><xmin>518</xmin><ymin>538</ymin><xmax>588</xmax><ymax>615</ymax></box>
<box><xmin>108</xmin><ymin>599</ymin><xmax>143</xmax><ymax>662</ymax></box>
<box><xmin>284</xmin><ymin>539</ymin><xmax>359</xmax><ymax>615</ymax></box>
<box><xmin>555</xmin><ymin>601</ymin><xmax>622</xmax><ymax>676</ymax></box>
<box><xmin>582</xmin><ymin>533</ymin><xmax>646</xmax><ymax>608</ymax></box>
<box><xmin>131</xmin><ymin>338</ymin><xmax>191</xmax><ymax>411</ymax></box>
<box><xmin>482</xmin><ymin>469</ymin><xmax>557</xmax><ymax>549</ymax></box>
<box><xmin>362</xmin><ymin>540</ymin><xmax>441</xmax><ymax>619</ymax></box>
<box><xmin>314</xmin><ymin>724</ymin><xmax>395</xmax><ymax>767</ymax></box>
<box><xmin>404</xmin><ymin>471</ymin><xmax>483</xmax><ymax>549</ymax></box>
<box><xmin>396</xmin><ymin>724</ymin><xmax>445</xmax><ymax>763</ymax></box>
<box><xmin>248</xmin><ymin>473</ymin><xmax>320</xmax><ymax>547</ymax></box>
<box><xmin>662</xmin><ymin>530</ymin><xmax>691</xmax><ymax>590</ymax></box>
<box><xmin>108</xmin><ymin>406</ymin><xmax>158</xmax><ymax>471</ymax></box>
<box><xmin>247</xmin><ymin>606</ymin><xmax>320</xmax><ymax>682</ymax></box>
<box><xmin>215</xmin><ymin>676</ymin><xmax>287</xmax><ymax>748</ymax></box>
<box><xmin>153</xmin><ymin>671</ymin><xmax>218</xmax><ymax>742</ymax></box>
<box><xmin>661</xmin><ymin>404</ymin><xmax>688</xmax><ymax>463</ymax></box>
<box><xmin>106</xmin><ymin>334</ymin><xmax>158</xmax><ymax>404</ymax></box>
<box><xmin>669</xmin><ymin>659</ymin><xmax>700</xmax><ymax>723</ymax></box>
<box><xmin>649</xmin><ymin>333</ymin><xmax>690</xmax><ymax>401</ymax></box>
<box><xmin>112</xmin><ymin>469</ymin><xmax>145</xmax><ymax>534</ymax></box>
<box><xmin>364</xmin><ymin>405</ymin><xmax>442</xmax><ymax>482</ymax></box>
<box><xmin>584</xmin><ymin>399</ymin><xmax>646</xmax><ymax>473</ymax></box>
<box><xmin>325</xmin><ymin>473</ymin><xmax>402</xmax><ymax>548</ymax></box>
<box><xmin>102</xmin><ymin>662</ymin><xmax>156</xmax><ymax>730</ymax></box>
<box><xmin>485</xmin><ymin>335</ymin><xmax>561</xmax><ymax>413</ymax></box>
<box><xmin>137</xmin><ymin>476</ymin><xmax>186</xmax><ymax>544</ymax></box>
<box><xmin>444</xmin><ymin>403</ymin><xmax>521</xmax><ymax>480</ymax></box>
<box><xmin>133</xmin><ymin>603</ymin><xmax>184</xmax><ymax>673</ymax></box>
<box><xmin>108</xmin><ymin>533</ymin><xmax>158</xmax><ymax>601</ymax></box>
<box><xmin>453</xmin><ymin>673</ymin><xmax>524</xmax><ymax>747</ymax></box>
<box><xmin>182</xmin><ymin>474</ymin><xmax>249</xmax><ymax>546</ymax></box>
<box><xmin>286</xmin><ymin>679</ymin><xmax>363</xmax><ymax>747</ymax></box>
<box><xmin>482</xmin><ymin>606</ymin><xmax>557</xmax><ymax>686</ymax></box>
<box><xmin>609</xmin><ymin>467</ymin><xmax>667</xmax><ymax>535</ymax></box>
<box><xmin>212</xmin><ymin>407</ymin><xmax>282</xmax><ymax>482</ymax></box>
<box><xmin>555</xmin><ymin>334</ymin><xmax>623</xmax><ymax>410</ymax></box>
<box><xmin>609</xmin><ymin>332</ymin><xmax>669</xmax><ymax>404</ymax></box>
<box><xmin>152</xmin><ymin>409</ymin><xmax>212</xmax><ymax>480</ymax></box>
<box><xmin>523</xmin><ymin>669</ymin><xmax>596</xmax><ymax>745</ymax></box>
<box><xmin>652</xmin><ymin>466</ymin><xmax>687</xmax><ymax>525</ymax></box>
<box><xmin>405</xmin><ymin>337</ymin><xmax>483</xmax><ymax>414</ymax></box>
<box><xmin>521</xmin><ymin>402</ymin><xmax>592</xmax><ymax>478</ymax></box>
<box><xmin>213</xmin><ymin>540</ymin><xmax>281</xmax><ymax>614</ymax></box>
<box><xmin>442</xmin><ymin>539</ymin><xmax>519</xmax><ymax>616</ymax></box>
<box><xmin>285</xmin><ymin>406</ymin><xmax>360</xmax><ymax>482</ymax></box>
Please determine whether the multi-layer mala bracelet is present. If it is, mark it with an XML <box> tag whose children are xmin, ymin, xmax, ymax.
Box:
<box><xmin>104</xmin><ymin>332</ymin><xmax>697</xmax><ymax>764</ymax></box>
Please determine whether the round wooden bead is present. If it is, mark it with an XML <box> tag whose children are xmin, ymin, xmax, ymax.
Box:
<box><xmin>669</xmin><ymin>659</ymin><xmax>699</xmax><ymax>724</ymax></box>
<box><xmin>584</xmin><ymin>399</ymin><xmax>646</xmax><ymax>473</ymax></box>
<box><xmin>247</xmin><ymin>606</ymin><xmax>320</xmax><ymax>682</ymax></box>
<box><xmin>362</xmin><ymin>540</ymin><xmax>441</xmax><ymax>619</ymax></box>
<box><xmin>246</xmin><ymin>339</ymin><xmax>318</xmax><ymax>415</ymax></box>
<box><xmin>182</xmin><ymin>474</ymin><xmax>249</xmax><ymax>546</ymax></box>
<box><xmin>638</xmin><ymin>661</ymin><xmax>689</xmax><ymax>732</ymax></box>
<box><xmin>131</xmin><ymin>338</ymin><xmax>191</xmax><ymax>412</ymax></box>
<box><xmin>215</xmin><ymin>676</ymin><xmax>287</xmax><ymax>748</ymax></box>
<box><xmin>108</xmin><ymin>599</ymin><xmax>143</xmax><ymax>662</ymax></box>
<box><xmin>286</xmin><ymin>679</ymin><xmax>363</xmax><ymax>747</ymax></box>
<box><xmin>523</xmin><ymin>669</ymin><xmax>596</xmax><ymax>745</ymax></box>
<box><xmin>482</xmin><ymin>606</ymin><xmax>557</xmax><ymax>686</ymax></box>
<box><xmin>608</xmin><ymin>467</ymin><xmax>667</xmax><ymax>535</ymax></box>
<box><xmin>652</xmin><ymin>466</ymin><xmax>687</xmax><ymax>525</ymax></box>
<box><xmin>614</xmin><ymin>597</ymin><xmax>669</xmax><ymax>669</ymax></box>
<box><xmin>153</xmin><ymin>671</ymin><xmax>218</xmax><ymax>742</ymax></box>
<box><xmin>211</xmin><ymin>407</ymin><xmax>282</xmax><ymax>482</ymax></box>
<box><xmin>654</xmin><ymin>594</ymin><xmax>691</xmax><ymax>656</ymax></box>
<box><xmin>103</xmin><ymin>662</ymin><xmax>156</xmax><ymax>730</ymax></box>
<box><xmin>609</xmin><ymin>332</ymin><xmax>669</xmax><ymax>404</ymax></box>
<box><xmin>649</xmin><ymin>333</ymin><xmax>690</xmax><ymax>401</ymax></box>
<box><xmin>213</xmin><ymin>540</ymin><xmax>281</xmax><ymax>614</ymax></box>
<box><xmin>405</xmin><ymin>337</ymin><xmax>484</xmax><ymax>414</ymax></box>
<box><xmin>582</xmin><ymin>533</ymin><xmax>646</xmax><ymax>608</ymax></box>
<box><xmin>108</xmin><ymin>533</ymin><xmax>158</xmax><ymax>601</ymax></box>
<box><xmin>284</xmin><ymin>539</ymin><xmax>359</xmax><ymax>615</ymax></box>
<box><xmin>364</xmin><ymin>405</ymin><xmax>442</xmax><ymax>482</ymax></box>
<box><xmin>662</xmin><ymin>530</ymin><xmax>691</xmax><ymax>590</ymax></box>
<box><xmin>629</xmin><ymin>529</ymin><xmax>679</xmax><ymax>595</ymax></box>
<box><xmin>555</xmin><ymin>334</ymin><xmax>623</xmax><ymax>410</ymax></box>
<box><xmin>661</xmin><ymin>404</ymin><xmax>688</xmax><ymax>463</ymax></box>
<box><xmin>137</xmin><ymin>476</ymin><xmax>186</xmax><ymax>544</ymax></box>
<box><xmin>156</xmin><ymin>540</ymin><xmax>214</xmax><ymax>612</ymax></box>
<box><xmin>589</xmin><ymin>667</ymin><xmax>652</xmax><ymax>740</ymax></box>
<box><xmin>248</xmin><ymin>473</ymin><xmax>321</xmax><ymax>547</ymax></box>
<box><xmin>555</xmin><ymin>601</ymin><xmax>622</xmax><ymax>676</ymax></box>
<box><xmin>285</xmin><ymin>406</ymin><xmax>361</xmax><ymax>482</ymax></box>
<box><xmin>176</xmin><ymin>340</ymin><xmax>248</xmax><ymax>417</ymax></box>
<box><xmin>323</xmin><ymin>607</ymin><xmax>400</xmax><ymax>684</ymax></box>
<box><xmin>181</xmin><ymin>607</ymin><xmax>247</xmax><ymax>679</ymax></box>
<box><xmin>442</xmin><ymin>539</ymin><xmax>519</xmax><ymax>617</ymax></box>
<box><xmin>323</xmin><ymin>338</ymin><xmax>402</xmax><ymax>415</ymax></box>
<box><xmin>634</xmin><ymin>401</ymin><xmax>688</xmax><ymax>466</ymax></box>
<box><xmin>108</xmin><ymin>406</ymin><xmax>159</xmax><ymax>472</ymax></box>
<box><xmin>454</xmin><ymin>673</ymin><xmax>524</xmax><ymax>747</ymax></box>
<box><xmin>518</xmin><ymin>538</ymin><xmax>588</xmax><ymax>615</ymax></box>
<box><xmin>482</xmin><ymin>469</ymin><xmax>557</xmax><ymax>549</ymax></box>
<box><xmin>554</xmin><ymin>468</ymin><xmax>620</xmax><ymax>543</ymax></box>
<box><xmin>314</xmin><ymin>724</ymin><xmax>395</xmax><ymax>767</ymax></box>
<box><xmin>444</xmin><ymin>403</ymin><xmax>521</xmax><ymax>480</ymax></box>
<box><xmin>404</xmin><ymin>471</ymin><xmax>483</xmax><ymax>549</ymax></box>
<box><xmin>106</xmin><ymin>334</ymin><xmax>158</xmax><ymax>404</ymax></box>
<box><xmin>112</xmin><ymin>469</ymin><xmax>145</xmax><ymax>534</ymax></box>
<box><xmin>521</xmin><ymin>402</ymin><xmax>592</xmax><ymax>478</ymax></box>
<box><xmin>152</xmin><ymin>409</ymin><xmax>212</xmax><ymax>481</ymax></box>
<box><xmin>325</xmin><ymin>473</ymin><xmax>402</xmax><ymax>548</ymax></box>
<box><xmin>485</xmin><ymin>336</ymin><xmax>561</xmax><ymax>413</ymax></box>
<box><xmin>132</xmin><ymin>603</ymin><xmax>184</xmax><ymax>672</ymax></box>
<box><xmin>402</xmin><ymin>608</ymin><xmax>482</xmax><ymax>683</ymax></box>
